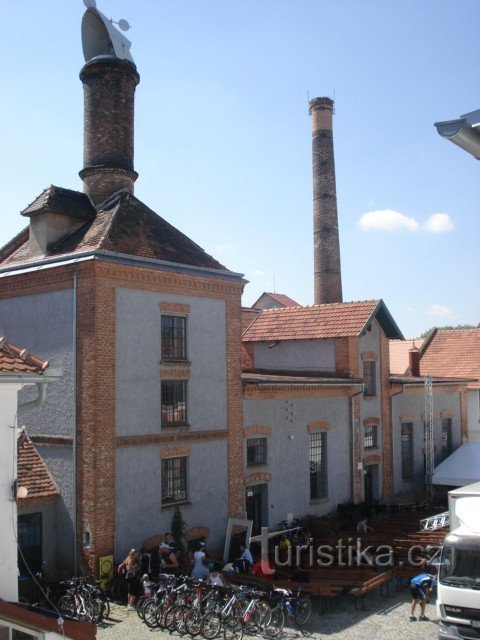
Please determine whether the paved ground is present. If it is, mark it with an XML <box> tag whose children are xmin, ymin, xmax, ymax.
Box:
<box><xmin>97</xmin><ymin>590</ymin><xmax>438</xmax><ymax>640</ymax></box>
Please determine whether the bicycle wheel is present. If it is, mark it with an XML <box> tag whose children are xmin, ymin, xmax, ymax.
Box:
<box><xmin>136</xmin><ymin>596</ymin><xmax>148</xmax><ymax>618</ymax></box>
<box><xmin>201</xmin><ymin>612</ymin><xmax>222</xmax><ymax>639</ymax></box>
<box><xmin>223</xmin><ymin>618</ymin><xmax>243</xmax><ymax>640</ymax></box>
<box><xmin>83</xmin><ymin>598</ymin><xmax>102</xmax><ymax>623</ymax></box>
<box><xmin>57</xmin><ymin>595</ymin><xmax>74</xmax><ymax>618</ymax></box>
<box><xmin>174</xmin><ymin>605</ymin><xmax>188</xmax><ymax>631</ymax></box>
<box><xmin>185</xmin><ymin>608</ymin><xmax>203</xmax><ymax>637</ymax></box>
<box><xmin>293</xmin><ymin>597</ymin><xmax>311</xmax><ymax>627</ymax></box>
<box><xmin>101</xmin><ymin>595</ymin><xmax>111</xmax><ymax>619</ymax></box>
<box><xmin>143</xmin><ymin>600</ymin><xmax>160</xmax><ymax>627</ymax></box>
<box><xmin>164</xmin><ymin>605</ymin><xmax>178</xmax><ymax>631</ymax></box>
<box><xmin>265</xmin><ymin>605</ymin><xmax>284</xmax><ymax>638</ymax></box>
<box><xmin>253</xmin><ymin>601</ymin><xmax>271</xmax><ymax>630</ymax></box>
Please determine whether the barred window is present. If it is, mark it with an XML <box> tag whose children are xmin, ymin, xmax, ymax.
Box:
<box><xmin>162</xmin><ymin>457</ymin><xmax>187</xmax><ymax>505</ymax></box>
<box><xmin>310</xmin><ymin>432</ymin><xmax>327</xmax><ymax>500</ymax></box>
<box><xmin>401</xmin><ymin>422</ymin><xmax>413</xmax><ymax>479</ymax></box>
<box><xmin>363</xmin><ymin>361</ymin><xmax>376</xmax><ymax>396</ymax></box>
<box><xmin>161</xmin><ymin>315</ymin><xmax>187</xmax><ymax>360</ymax></box>
<box><xmin>364</xmin><ymin>424</ymin><xmax>377</xmax><ymax>448</ymax></box>
<box><xmin>247</xmin><ymin>438</ymin><xmax>267</xmax><ymax>467</ymax></box>
<box><xmin>161</xmin><ymin>381</ymin><xmax>187</xmax><ymax>426</ymax></box>
<box><xmin>442</xmin><ymin>418</ymin><xmax>453</xmax><ymax>460</ymax></box>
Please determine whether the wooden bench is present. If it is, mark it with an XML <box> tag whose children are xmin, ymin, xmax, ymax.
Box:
<box><xmin>349</xmin><ymin>569</ymin><xmax>395</xmax><ymax>609</ymax></box>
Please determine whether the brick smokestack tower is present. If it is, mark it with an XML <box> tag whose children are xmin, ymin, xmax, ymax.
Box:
<box><xmin>309</xmin><ymin>97</ymin><xmax>343</xmax><ymax>304</ymax></box>
<box><xmin>79</xmin><ymin>57</ymin><xmax>140</xmax><ymax>205</ymax></box>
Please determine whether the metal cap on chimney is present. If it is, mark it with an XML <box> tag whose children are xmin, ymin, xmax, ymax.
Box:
<box><xmin>309</xmin><ymin>97</ymin><xmax>343</xmax><ymax>305</ymax></box>
<box><xmin>79</xmin><ymin>5</ymin><xmax>139</xmax><ymax>205</ymax></box>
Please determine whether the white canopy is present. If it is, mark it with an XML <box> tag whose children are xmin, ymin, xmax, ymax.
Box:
<box><xmin>433</xmin><ymin>443</ymin><xmax>480</xmax><ymax>486</ymax></box>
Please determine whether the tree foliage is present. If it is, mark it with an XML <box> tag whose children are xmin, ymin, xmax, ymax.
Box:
<box><xmin>420</xmin><ymin>324</ymin><xmax>476</xmax><ymax>338</ymax></box>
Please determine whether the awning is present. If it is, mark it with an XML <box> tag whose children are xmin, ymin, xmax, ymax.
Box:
<box><xmin>433</xmin><ymin>443</ymin><xmax>480</xmax><ymax>486</ymax></box>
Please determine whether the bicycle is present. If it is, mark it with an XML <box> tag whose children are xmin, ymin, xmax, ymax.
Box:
<box><xmin>265</xmin><ymin>586</ymin><xmax>312</xmax><ymax>636</ymax></box>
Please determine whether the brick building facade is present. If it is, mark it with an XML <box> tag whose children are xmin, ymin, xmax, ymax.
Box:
<box><xmin>0</xmin><ymin>5</ymin><xmax>472</xmax><ymax>576</ymax></box>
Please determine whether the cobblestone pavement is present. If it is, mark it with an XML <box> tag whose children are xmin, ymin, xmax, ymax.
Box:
<box><xmin>97</xmin><ymin>591</ymin><xmax>438</xmax><ymax>640</ymax></box>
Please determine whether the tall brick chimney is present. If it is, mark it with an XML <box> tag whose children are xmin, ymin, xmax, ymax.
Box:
<box><xmin>79</xmin><ymin>57</ymin><xmax>140</xmax><ymax>205</ymax></box>
<box><xmin>309</xmin><ymin>97</ymin><xmax>343</xmax><ymax>305</ymax></box>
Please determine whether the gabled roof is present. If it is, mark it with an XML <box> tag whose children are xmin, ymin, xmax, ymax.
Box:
<box><xmin>252</xmin><ymin>292</ymin><xmax>300</xmax><ymax>309</ymax></box>
<box><xmin>243</xmin><ymin>299</ymin><xmax>404</xmax><ymax>342</ymax></box>
<box><xmin>389</xmin><ymin>338</ymin><xmax>424</xmax><ymax>375</ymax></box>
<box><xmin>21</xmin><ymin>185</ymin><xmax>95</xmax><ymax>221</ymax></box>
<box><xmin>0</xmin><ymin>338</ymin><xmax>49</xmax><ymax>375</ymax></box>
<box><xmin>17</xmin><ymin>429</ymin><xmax>59</xmax><ymax>501</ymax></box>
<box><xmin>420</xmin><ymin>328</ymin><xmax>480</xmax><ymax>386</ymax></box>
<box><xmin>0</xmin><ymin>190</ymin><xmax>230</xmax><ymax>273</ymax></box>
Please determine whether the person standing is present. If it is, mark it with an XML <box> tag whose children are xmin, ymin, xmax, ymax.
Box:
<box><xmin>409</xmin><ymin>573</ymin><xmax>437</xmax><ymax>621</ymax></box>
<box><xmin>124</xmin><ymin>548</ymin><xmax>141</xmax><ymax>610</ymax></box>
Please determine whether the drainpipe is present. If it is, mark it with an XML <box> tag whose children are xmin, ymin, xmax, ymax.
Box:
<box><xmin>389</xmin><ymin>383</ymin><xmax>405</xmax><ymax>502</ymax></box>
<box><xmin>72</xmin><ymin>271</ymin><xmax>78</xmax><ymax>577</ymax></box>
<box><xmin>18</xmin><ymin>382</ymin><xmax>49</xmax><ymax>409</ymax></box>
<box><xmin>350</xmin><ymin>386</ymin><xmax>364</xmax><ymax>503</ymax></box>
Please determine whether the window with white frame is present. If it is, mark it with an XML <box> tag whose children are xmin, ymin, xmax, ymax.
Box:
<box><xmin>161</xmin><ymin>456</ymin><xmax>188</xmax><ymax>505</ymax></box>
<box><xmin>364</xmin><ymin>424</ymin><xmax>378</xmax><ymax>448</ymax></box>
<box><xmin>161</xmin><ymin>380</ymin><xmax>187</xmax><ymax>426</ymax></box>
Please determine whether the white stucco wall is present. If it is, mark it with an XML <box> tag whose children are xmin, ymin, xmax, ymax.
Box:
<box><xmin>0</xmin><ymin>384</ymin><xmax>21</xmax><ymax>601</ymax></box>
<box><xmin>252</xmin><ymin>339</ymin><xmax>335</xmax><ymax>372</ymax></box>
<box><xmin>468</xmin><ymin>389</ymin><xmax>480</xmax><ymax>443</ymax></box>
<box><xmin>243</xmin><ymin>394</ymin><xmax>352</xmax><ymax>526</ymax></box>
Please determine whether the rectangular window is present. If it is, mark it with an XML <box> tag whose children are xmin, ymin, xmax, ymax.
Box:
<box><xmin>364</xmin><ymin>424</ymin><xmax>377</xmax><ymax>448</ymax></box>
<box><xmin>161</xmin><ymin>315</ymin><xmax>187</xmax><ymax>360</ymax></box>
<box><xmin>363</xmin><ymin>361</ymin><xmax>376</xmax><ymax>396</ymax></box>
<box><xmin>401</xmin><ymin>422</ymin><xmax>414</xmax><ymax>480</ymax></box>
<box><xmin>161</xmin><ymin>380</ymin><xmax>187</xmax><ymax>426</ymax></box>
<box><xmin>310</xmin><ymin>432</ymin><xmax>327</xmax><ymax>500</ymax></box>
<box><xmin>161</xmin><ymin>457</ymin><xmax>187</xmax><ymax>505</ymax></box>
<box><xmin>247</xmin><ymin>438</ymin><xmax>267</xmax><ymax>467</ymax></box>
<box><xmin>442</xmin><ymin>418</ymin><xmax>453</xmax><ymax>460</ymax></box>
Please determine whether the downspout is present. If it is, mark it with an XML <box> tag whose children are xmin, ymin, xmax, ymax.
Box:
<box><xmin>72</xmin><ymin>271</ymin><xmax>78</xmax><ymax>577</ymax></box>
<box><xmin>350</xmin><ymin>386</ymin><xmax>364</xmax><ymax>503</ymax></box>
<box><xmin>18</xmin><ymin>382</ymin><xmax>49</xmax><ymax>409</ymax></box>
<box><xmin>389</xmin><ymin>383</ymin><xmax>405</xmax><ymax>502</ymax></box>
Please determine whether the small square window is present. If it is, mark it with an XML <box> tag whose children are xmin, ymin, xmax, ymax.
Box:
<box><xmin>247</xmin><ymin>438</ymin><xmax>267</xmax><ymax>466</ymax></box>
<box><xmin>161</xmin><ymin>380</ymin><xmax>187</xmax><ymax>426</ymax></box>
<box><xmin>363</xmin><ymin>361</ymin><xmax>376</xmax><ymax>396</ymax></box>
<box><xmin>162</xmin><ymin>457</ymin><xmax>187</xmax><ymax>505</ymax></box>
<box><xmin>161</xmin><ymin>315</ymin><xmax>187</xmax><ymax>360</ymax></box>
<box><xmin>364</xmin><ymin>424</ymin><xmax>377</xmax><ymax>448</ymax></box>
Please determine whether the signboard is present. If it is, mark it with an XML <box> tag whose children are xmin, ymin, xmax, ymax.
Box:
<box><xmin>99</xmin><ymin>554</ymin><xmax>113</xmax><ymax>591</ymax></box>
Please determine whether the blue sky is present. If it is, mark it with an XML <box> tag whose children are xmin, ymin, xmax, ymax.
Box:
<box><xmin>0</xmin><ymin>1</ymin><xmax>478</xmax><ymax>337</ymax></box>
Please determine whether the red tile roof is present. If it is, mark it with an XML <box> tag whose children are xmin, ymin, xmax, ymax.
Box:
<box><xmin>0</xmin><ymin>189</ymin><xmax>229</xmax><ymax>272</ymax></box>
<box><xmin>389</xmin><ymin>338</ymin><xmax>424</xmax><ymax>375</ymax></box>
<box><xmin>252</xmin><ymin>292</ymin><xmax>300</xmax><ymax>309</ymax></box>
<box><xmin>420</xmin><ymin>328</ymin><xmax>480</xmax><ymax>385</ymax></box>
<box><xmin>243</xmin><ymin>300</ymin><xmax>385</xmax><ymax>341</ymax></box>
<box><xmin>0</xmin><ymin>338</ymin><xmax>49</xmax><ymax>375</ymax></box>
<box><xmin>17</xmin><ymin>429</ymin><xmax>59</xmax><ymax>500</ymax></box>
<box><xmin>242</xmin><ymin>307</ymin><xmax>261</xmax><ymax>332</ymax></box>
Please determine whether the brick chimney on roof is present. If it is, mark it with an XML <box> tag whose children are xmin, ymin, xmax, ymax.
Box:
<box><xmin>309</xmin><ymin>97</ymin><xmax>343</xmax><ymax>305</ymax></box>
<box><xmin>79</xmin><ymin>57</ymin><xmax>140</xmax><ymax>205</ymax></box>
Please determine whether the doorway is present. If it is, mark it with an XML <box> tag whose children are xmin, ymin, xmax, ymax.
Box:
<box><xmin>364</xmin><ymin>464</ymin><xmax>380</xmax><ymax>504</ymax></box>
<box><xmin>18</xmin><ymin>512</ymin><xmax>43</xmax><ymax>575</ymax></box>
<box><xmin>245</xmin><ymin>484</ymin><xmax>268</xmax><ymax>536</ymax></box>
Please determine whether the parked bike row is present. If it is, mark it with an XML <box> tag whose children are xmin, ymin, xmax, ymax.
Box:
<box><xmin>56</xmin><ymin>577</ymin><xmax>111</xmax><ymax>623</ymax></box>
<box><xmin>136</xmin><ymin>573</ymin><xmax>312</xmax><ymax>640</ymax></box>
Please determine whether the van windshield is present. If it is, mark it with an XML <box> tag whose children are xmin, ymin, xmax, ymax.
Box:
<box><xmin>440</xmin><ymin>542</ymin><xmax>480</xmax><ymax>588</ymax></box>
